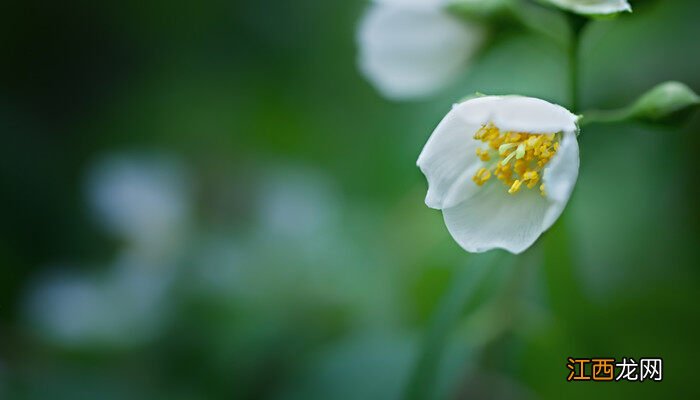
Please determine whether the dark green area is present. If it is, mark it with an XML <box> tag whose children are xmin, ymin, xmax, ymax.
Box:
<box><xmin>1</xmin><ymin>0</ymin><xmax>699</xmax><ymax>398</ymax></box>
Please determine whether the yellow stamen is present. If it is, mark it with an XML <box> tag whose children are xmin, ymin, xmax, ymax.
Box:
<box><xmin>508</xmin><ymin>180</ymin><xmax>523</xmax><ymax>194</ymax></box>
<box><xmin>522</xmin><ymin>171</ymin><xmax>538</xmax><ymax>181</ymax></box>
<box><xmin>475</xmin><ymin>148</ymin><xmax>491</xmax><ymax>162</ymax></box>
<box><xmin>501</xmin><ymin>151</ymin><xmax>517</xmax><ymax>166</ymax></box>
<box><xmin>498</xmin><ymin>143</ymin><xmax>517</xmax><ymax>155</ymax></box>
<box><xmin>470</xmin><ymin>123</ymin><xmax>560</xmax><ymax>196</ymax></box>
<box><xmin>472</xmin><ymin>167</ymin><xmax>492</xmax><ymax>186</ymax></box>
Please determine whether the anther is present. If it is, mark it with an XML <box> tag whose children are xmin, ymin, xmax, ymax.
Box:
<box><xmin>508</xmin><ymin>180</ymin><xmax>523</xmax><ymax>194</ymax></box>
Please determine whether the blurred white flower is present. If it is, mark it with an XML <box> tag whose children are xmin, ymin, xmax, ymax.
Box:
<box><xmin>543</xmin><ymin>0</ymin><xmax>631</xmax><ymax>15</ymax></box>
<box><xmin>256</xmin><ymin>167</ymin><xmax>340</xmax><ymax>242</ymax></box>
<box><xmin>188</xmin><ymin>234</ymin><xmax>246</xmax><ymax>298</ymax></box>
<box><xmin>357</xmin><ymin>0</ymin><xmax>484</xmax><ymax>100</ymax></box>
<box><xmin>86</xmin><ymin>154</ymin><xmax>190</xmax><ymax>257</ymax></box>
<box><xmin>24</xmin><ymin>253</ymin><xmax>172</xmax><ymax>347</ymax></box>
<box><xmin>417</xmin><ymin>96</ymin><xmax>579</xmax><ymax>253</ymax></box>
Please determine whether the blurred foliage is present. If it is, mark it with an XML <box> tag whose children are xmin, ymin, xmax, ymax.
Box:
<box><xmin>1</xmin><ymin>0</ymin><xmax>700</xmax><ymax>399</ymax></box>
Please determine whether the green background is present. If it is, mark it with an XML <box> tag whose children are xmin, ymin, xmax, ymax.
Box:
<box><xmin>1</xmin><ymin>0</ymin><xmax>699</xmax><ymax>398</ymax></box>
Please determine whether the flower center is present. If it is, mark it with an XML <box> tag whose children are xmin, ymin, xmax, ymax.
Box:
<box><xmin>471</xmin><ymin>123</ymin><xmax>560</xmax><ymax>196</ymax></box>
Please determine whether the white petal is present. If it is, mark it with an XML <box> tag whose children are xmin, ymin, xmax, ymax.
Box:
<box><xmin>417</xmin><ymin>97</ymin><xmax>501</xmax><ymax>209</ymax></box>
<box><xmin>449</xmin><ymin>96</ymin><xmax>578</xmax><ymax>133</ymax></box>
<box><xmin>357</xmin><ymin>3</ymin><xmax>483</xmax><ymax>100</ymax></box>
<box><xmin>487</xmin><ymin>96</ymin><xmax>579</xmax><ymax>134</ymax></box>
<box><xmin>542</xmin><ymin>130</ymin><xmax>579</xmax><ymax>229</ymax></box>
<box><xmin>442</xmin><ymin>184</ymin><xmax>552</xmax><ymax>254</ymax></box>
<box><xmin>545</xmin><ymin>0</ymin><xmax>631</xmax><ymax>15</ymax></box>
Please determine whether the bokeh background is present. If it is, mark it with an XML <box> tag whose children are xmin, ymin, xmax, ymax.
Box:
<box><xmin>2</xmin><ymin>0</ymin><xmax>699</xmax><ymax>398</ymax></box>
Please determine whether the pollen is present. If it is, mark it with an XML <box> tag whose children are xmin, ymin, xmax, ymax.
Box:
<box><xmin>475</xmin><ymin>148</ymin><xmax>491</xmax><ymax>162</ymax></box>
<box><xmin>471</xmin><ymin>123</ymin><xmax>560</xmax><ymax>196</ymax></box>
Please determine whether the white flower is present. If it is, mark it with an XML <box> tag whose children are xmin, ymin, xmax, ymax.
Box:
<box><xmin>417</xmin><ymin>96</ymin><xmax>580</xmax><ymax>254</ymax></box>
<box><xmin>24</xmin><ymin>253</ymin><xmax>172</xmax><ymax>347</ymax></box>
<box><xmin>357</xmin><ymin>0</ymin><xmax>484</xmax><ymax>100</ymax></box>
<box><xmin>543</xmin><ymin>0</ymin><xmax>631</xmax><ymax>16</ymax></box>
<box><xmin>86</xmin><ymin>153</ymin><xmax>190</xmax><ymax>257</ymax></box>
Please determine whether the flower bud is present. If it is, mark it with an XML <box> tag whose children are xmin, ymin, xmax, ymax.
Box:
<box><xmin>628</xmin><ymin>81</ymin><xmax>700</xmax><ymax>122</ymax></box>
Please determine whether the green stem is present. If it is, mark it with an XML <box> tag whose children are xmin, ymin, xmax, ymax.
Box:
<box><xmin>465</xmin><ymin>247</ymin><xmax>541</xmax><ymax>370</ymax></box>
<box><xmin>567</xmin><ymin>14</ymin><xmax>587</xmax><ymax>113</ymax></box>
<box><xmin>403</xmin><ymin>251</ymin><xmax>501</xmax><ymax>400</ymax></box>
<box><xmin>578</xmin><ymin>107</ymin><xmax>632</xmax><ymax>126</ymax></box>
